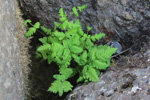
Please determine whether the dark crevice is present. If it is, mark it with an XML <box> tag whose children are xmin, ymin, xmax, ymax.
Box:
<box><xmin>91</xmin><ymin>0</ymin><xmax>98</xmax><ymax>11</ymax></box>
<box><xmin>24</xmin><ymin>29</ymin><xmax>79</xmax><ymax>100</ymax></box>
<box><xmin>17</xmin><ymin>1</ymin><xmax>150</xmax><ymax>99</ymax></box>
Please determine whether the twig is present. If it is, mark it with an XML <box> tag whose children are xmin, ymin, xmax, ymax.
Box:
<box><xmin>111</xmin><ymin>35</ymin><xmax>150</xmax><ymax>58</ymax></box>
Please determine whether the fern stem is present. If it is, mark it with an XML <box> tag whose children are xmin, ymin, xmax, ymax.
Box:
<box><xmin>54</xmin><ymin>9</ymin><xmax>80</xmax><ymax>31</ymax></box>
<box><xmin>29</xmin><ymin>23</ymin><xmax>47</xmax><ymax>37</ymax></box>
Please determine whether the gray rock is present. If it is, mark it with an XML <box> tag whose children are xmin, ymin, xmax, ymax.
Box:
<box><xmin>104</xmin><ymin>89</ymin><xmax>114</xmax><ymax>97</ymax></box>
<box><xmin>65</xmin><ymin>47</ymin><xmax>150</xmax><ymax>100</ymax></box>
<box><xmin>0</xmin><ymin>0</ymin><xmax>24</xmax><ymax>100</ymax></box>
<box><xmin>110</xmin><ymin>41</ymin><xmax>122</xmax><ymax>54</ymax></box>
<box><xmin>18</xmin><ymin>0</ymin><xmax>150</xmax><ymax>38</ymax></box>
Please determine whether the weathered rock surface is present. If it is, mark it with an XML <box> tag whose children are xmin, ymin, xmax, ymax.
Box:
<box><xmin>0</xmin><ymin>0</ymin><xmax>24</xmax><ymax>100</ymax></box>
<box><xmin>66</xmin><ymin>45</ymin><xmax>150</xmax><ymax>100</ymax></box>
<box><xmin>18</xmin><ymin>0</ymin><xmax>150</xmax><ymax>38</ymax></box>
<box><xmin>17</xmin><ymin>0</ymin><xmax>150</xmax><ymax>99</ymax></box>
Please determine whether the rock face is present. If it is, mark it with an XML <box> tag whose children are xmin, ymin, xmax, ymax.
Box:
<box><xmin>0</xmin><ymin>0</ymin><xmax>24</xmax><ymax>100</ymax></box>
<box><xmin>18</xmin><ymin>0</ymin><xmax>150</xmax><ymax>38</ymax></box>
<box><xmin>17</xmin><ymin>0</ymin><xmax>150</xmax><ymax>99</ymax></box>
<box><xmin>66</xmin><ymin>46</ymin><xmax>150</xmax><ymax>100</ymax></box>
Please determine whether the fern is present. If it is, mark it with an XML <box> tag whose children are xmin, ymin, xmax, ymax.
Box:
<box><xmin>48</xmin><ymin>80</ymin><xmax>73</xmax><ymax>97</ymax></box>
<box><xmin>72</xmin><ymin>7</ymin><xmax>79</xmax><ymax>17</ymax></box>
<box><xmin>87</xmin><ymin>25</ymin><xmax>93</xmax><ymax>31</ymax></box>
<box><xmin>23</xmin><ymin>19</ymin><xmax>31</xmax><ymax>25</ymax></box>
<box><xmin>37</xmin><ymin>44</ymin><xmax>51</xmax><ymax>51</ymax></box>
<box><xmin>34</xmin><ymin>22</ymin><xmax>40</xmax><ymax>28</ymax></box>
<box><xmin>24</xmin><ymin>22</ymin><xmax>40</xmax><ymax>37</ymax></box>
<box><xmin>70</xmin><ymin>46</ymin><xmax>83</xmax><ymax>53</ymax></box>
<box><xmin>87</xmin><ymin>67</ymin><xmax>99</xmax><ymax>82</ymax></box>
<box><xmin>24</xmin><ymin>5</ymin><xmax>117</xmax><ymax>97</ymax></box>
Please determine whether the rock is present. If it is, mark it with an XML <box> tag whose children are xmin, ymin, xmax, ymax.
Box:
<box><xmin>0</xmin><ymin>0</ymin><xmax>24</xmax><ymax>100</ymax></box>
<box><xmin>17</xmin><ymin>0</ymin><xmax>150</xmax><ymax>99</ymax></box>
<box><xmin>66</xmin><ymin>47</ymin><xmax>150</xmax><ymax>100</ymax></box>
<box><xmin>110</xmin><ymin>41</ymin><xmax>122</xmax><ymax>54</ymax></box>
<box><xmin>104</xmin><ymin>89</ymin><xmax>115</xmax><ymax>97</ymax></box>
<box><xmin>18</xmin><ymin>0</ymin><xmax>150</xmax><ymax>38</ymax></box>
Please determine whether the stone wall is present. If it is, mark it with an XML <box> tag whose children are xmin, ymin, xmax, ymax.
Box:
<box><xmin>18</xmin><ymin>0</ymin><xmax>150</xmax><ymax>38</ymax></box>
<box><xmin>0</xmin><ymin>0</ymin><xmax>24</xmax><ymax>100</ymax></box>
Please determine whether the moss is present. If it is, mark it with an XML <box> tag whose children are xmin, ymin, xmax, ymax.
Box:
<box><xmin>15</xmin><ymin>0</ymin><xmax>31</xmax><ymax>99</ymax></box>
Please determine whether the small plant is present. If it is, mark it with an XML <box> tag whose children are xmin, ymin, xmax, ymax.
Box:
<box><xmin>24</xmin><ymin>5</ymin><xmax>117</xmax><ymax>97</ymax></box>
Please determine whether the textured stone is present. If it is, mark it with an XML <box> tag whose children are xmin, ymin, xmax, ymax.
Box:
<box><xmin>0</xmin><ymin>0</ymin><xmax>24</xmax><ymax>100</ymax></box>
<box><xmin>66</xmin><ymin>47</ymin><xmax>150</xmax><ymax>100</ymax></box>
<box><xmin>18</xmin><ymin>0</ymin><xmax>150</xmax><ymax>38</ymax></box>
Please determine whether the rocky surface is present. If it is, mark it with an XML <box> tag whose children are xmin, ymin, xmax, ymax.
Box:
<box><xmin>0</xmin><ymin>0</ymin><xmax>24</xmax><ymax>100</ymax></box>
<box><xmin>66</xmin><ymin>44</ymin><xmax>150</xmax><ymax>100</ymax></box>
<box><xmin>18</xmin><ymin>0</ymin><xmax>150</xmax><ymax>38</ymax></box>
<box><xmin>17</xmin><ymin>0</ymin><xmax>150</xmax><ymax>100</ymax></box>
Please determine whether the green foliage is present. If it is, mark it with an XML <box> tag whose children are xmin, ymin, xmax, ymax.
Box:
<box><xmin>24</xmin><ymin>20</ymin><xmax>40</xmax><ymax>37</ymax></box>
<box><xmin>72</xmin><ymin>7</ymin><xmax>79</xmax><ymax>17</ymax></box>
<box><xmin>23</xmin><ymin>19</ymin><xmax>31</xmax><ymax>25</ymax></box>
<box><xmin>24</xmin><ymin>5</ymin><xmax>117</xmax><ymax>97</ymax></box>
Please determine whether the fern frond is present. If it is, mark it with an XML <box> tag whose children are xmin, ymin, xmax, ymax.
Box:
<box><xmin>61</xmin><ymin>20</ymin><xmax>68</xmax><ymax>29</ymax></box>
<box><xmin>59</xmin><ymin>68</ymin><xmax>73</xmax><ymax>79</ymax></box>
<box><xmin>77</xmin><ymin>28</ymin><xmax>84</xmax><ymax>36</ymax></box>
<box><xmin>62</xmin><ymin>81</ymin><xmax>73</xmax><ymax>92</ymax></box>
<box><xmin>46</xmin><ymin>29</ymin><xmax>51</xmax><ymax>35</ymax></box>
<box><xmin>87</xmin><ymin>67</ymin><xmax>99</xmax><ymax>82</ymax></box>
<box><xmin>71</xmin><ymin>34</ymin><xmax>80</xmax><ymax>45</ymax></box>
<box><xmin>48</xmin><ymin>36</ymin><xmax>59</xmax><ymax>43</ymax></box>
<box><xmin>76</xmin><ymin>76</ymin><xmax>84</xmax><ymax>83</ymax></box>
<box><xmin>37</xmin><ymin>44</ymin><xmax>51</xmax><ymax>52</ymax></box>
<box><xmin>74</xmin><ymin>19</ymin><xmax>81</xmax><ymax>28</ymax></box>
<box><xmin>54</xmin><ymin>22</ymin><xmax>61</xmax><ymax>27</ymax></box>
<box><xmin>59</xmin><ymin>16</ymin><xmax>67</xmax><ymax>22</ymax></box>
<box><xmin>82</xmin><ymin>65</ymin><xmax>88</xmax><ymax>76</ymax></box>
<box><xmin>34</xmin><ymin>22</ymin><xmax>40</xmax><ymax>29</ymax></box>
<box><xmin>48</xmin><ymin>80</ymin><xmax>73</xmax><ymax>97</ymax></box>
<box><xmin>36</xmin><ymin>52</ymin><xmax>42</xmax><ymax>59</ymax></box>
<box><xmin>63</xmin><ymin>48</ymin><xmax>71</xmax><ymax>60</ymax></box>
<box><xmin>47</xmin><ymin>55</ymin><xmax>52</xmax><ymax>64</ymax></box>
<box><xmin>86</xmin><ymin>38</ymin><xmax>94</xmax><ymax>49</ymax></box>
<box><xmin>23</xmin><ymin>19</ymin><xmax>31</xmax><ymax>26</ymax></box>
<box><xmin>53</xmin><ymin>31</ymin><xmax>65</xmax><ymax>40</ymax></box>
<box><xmin>53</xmin><ymin>74</ymin><xmax>67</xmax><ymax>81</ymax></box>
<box><xmin>72</xmin><ymin>54</ymin><xmax>80</xmax><ymax>64</ymax></box>
<box><xmin>48</xmin><ymin>80</ymin><xmax>64</xmax><ymax>96</ymax></box>
<box><xmin>63</xmin><ymin>39</ymin><xmax>71</xmax><ymax>48</ymax></box>
<box><xmin>25</xmin><ymin>27</ymin><xmax>36</xmax><ymax>37</ymax></box>
<box><xmin>70</xmin><ymin>46</ymin><xmax>83</xmax><ymax>53</ymax></box>
<box><xmin>77</xmin><ymin>5</ymin><xmax>87</xmax><ymax>12</ymax></box>
<box><xmin>88</xmin><ymin>46</ymin><xmax>97</xmax><ymax>61</ymax></box>
<box><xmin>91</xmin><ymin>33</ymin><xmax>105</xmax><ymax>41</ymax></box>
<box><xmin>40</xmin><ymin>50</ymin><xmax>48</xmax><ymax>60</ymax></box>
<box><xmin>59</xmin><ymin>8</ymin><xmax>64</xmax><ymax>17</ymax></box>
<box><xmin>40</xmin><ymin>26</ymin><xmax>48</xmax><ymax>32</ymax></box>
<box><xmin>87</xmin><ymin>26</ymin><xmax>92</xmax><ymax>31</ymax></box>
<box><xmin>41</xmin><ymin>26</ymin><xmax>51</xmax><ymax>35</ymax></box>
<box><xmin>51</xmin><ymin>43</ymin><xmax>64</xmax><ymax>58</ymax></box>
<box><xmin>24</xmin><ymin>5</ymin><xmax>118</xmax><ymax>97</ymax></box>
<box><xmin>72</xmin><ymin>7</ymin><xmax>79</xmax><ymax>17</ymax></box>
<box><xmin>92</xmin><ymin>60</ymin><xmax>108</xmax><ymax>70</ymax></box>
<box><xmin>39</xmin><ymin>37</ymin><xmax>48</xmax><ymax>44</ymax></box>
<box><xmin>79</xmin><ymin>50</ymin><xmax>87</xmax><ymax>65</ymax></box>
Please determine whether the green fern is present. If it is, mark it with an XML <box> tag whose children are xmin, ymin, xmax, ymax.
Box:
<box><xmin>24</xmin><ymin>22</ymin><xmax>41</xmax><ymax>37</ymax></box>
<box><xmin>23</xmin><ymin>19</ymin><xmax>31</xmax><ymax>25</ymax></box>
<box><xmin>87</xmin><ymin>67</ymin><xmax>99</xmax><ymax>82</ymax></box>
<box><xmin>48</xmin><ymin>80</ymin><xmax>73</xmax><ymax>97</ymax></box>
<box><xmin>72</xmin><ymin>7</ymin><xmax>79</xmax><ymax>17</ymax></box>
<box><xmin>37</xmin><ymin>44</ymin><xmax>51</xmax><ymax>51</ymax></box>
<box><xmin>77</xmin><ymin>5</ymin><xmax>87</xmax><ymax>12</ymax></box>
<box><xmin>24</xmin><ymin>5</ymin><xmax>117</xmax><ymax>97</ymax></box>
